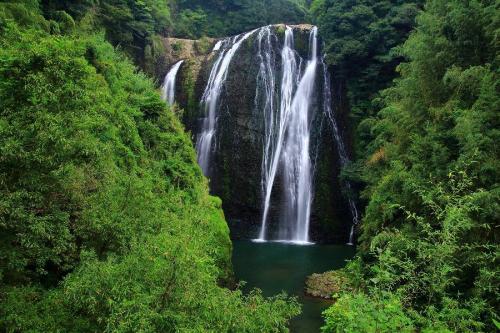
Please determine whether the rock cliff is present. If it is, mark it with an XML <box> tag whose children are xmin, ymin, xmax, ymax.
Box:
<box><xmin>156</xmin><ymin>25</ymin><xmax>355</xmax><ymax>243</ymax></box>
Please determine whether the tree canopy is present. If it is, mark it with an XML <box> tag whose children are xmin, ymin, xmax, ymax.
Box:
<box><xmin>320</xmin><ymin>0</ymin><xmax>499</xmax><ymax>331</ymax></box>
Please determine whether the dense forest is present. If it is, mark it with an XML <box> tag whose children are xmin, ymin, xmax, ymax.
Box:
<box><xmin>1</xmin><ymin>0</ymin><xmax>498</xmax><ymax>332</ymax></box>
<box><xmin>313</xmin><ymin>0</ymin><xmax>499</xmax><ymax>332</ymax></box>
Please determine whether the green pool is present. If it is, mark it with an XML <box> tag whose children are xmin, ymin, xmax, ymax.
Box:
<box><xmin>232</xmin><ymin>240</ymin><xmax>355</xmax><ymax>332</ymax></box>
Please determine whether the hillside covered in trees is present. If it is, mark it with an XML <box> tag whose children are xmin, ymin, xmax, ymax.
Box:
<box><xmin>1</xmin><ymin>0</ymin><xmax>498</xmax><ymax>332</ymax></box>
<box><xmin>312</xmin><ymin>0</ymin><xmax>499</xmax><ymax>332</ymax></box>
<box><xmin>0</xmin><ymin>1</ymin><xmax>300</xmax><ymax>331</ymax></box>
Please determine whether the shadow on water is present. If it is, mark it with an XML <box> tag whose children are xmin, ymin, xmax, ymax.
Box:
<box><xmin>232</xmin><ymin>240</ymin><xmax>355</xmax><ymax>333</ymax></box>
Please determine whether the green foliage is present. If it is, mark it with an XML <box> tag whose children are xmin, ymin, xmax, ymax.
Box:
<box><xmin>35</xmin><ymin>0</ymin><xmax>307</xmax><ymax>71</ymax></box>
<box><xmin>0</xmin><ymin>0</ymin><xmax>49</xmax><ymax>31</ymax></box>
<box><xmin>311</xmin><ymin>0</ymin><xmax>423</xmax><ymax>159</ymax></box>
<box><xmin>40</xmin><ymin>0</ymin><xmax>172</xmax><ymax>64</ymax></box>
<box><xmin>321</xmin><ymin>0</ymin><xmax>499</xmax><ymax>331</ymax></box>
<box><xmin>322</xmin><ymin>292</ymin><xmax>415</xmax><ymax>333</ymax></box>
<box><xmin>170</xmin><ymin>0</ymin><xmax>308</xmax><ymax>38</ymax></box>
<box><xmin>324</xmin><ymin>171</ymin><xmax>498</xmax><ymax>332</ymax></box>
<box><xmin>311</xmin><ymin>0</ymin><xmax>422</xmax><ymax>70</ymax></box>
<box><xmin>0</xmin><ymin>4</ymin><xmax>300</xmax><ymax>331</ymax></box>
<box><xmin>366</xmin><ymin>170</ymin><xmax>494</xmax><ymax>331</ymax></box>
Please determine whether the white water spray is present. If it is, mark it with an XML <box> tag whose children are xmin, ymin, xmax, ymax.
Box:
<box><xmin>257</xmin><ymin>27</ymin><xmax>318</xmax><ymax>243</ymax></box>
<box><xmin>258</xmin><ymin>26</ymin><xmax>298</xmax><ymax>241</ymax></box>
<box><xmin>161</xmin><ymin>60</ymin><xmax>184</xmax><ymax>105</ymax></box>
<box><xmin>282</xmin><ymin>26</ymin><xmax>318</xmax><ymax>242</ymax></box>
<box><xmin>255</xmin><ymin>26</ymin><xmax>277</xmax><ymax>209</ymax></box>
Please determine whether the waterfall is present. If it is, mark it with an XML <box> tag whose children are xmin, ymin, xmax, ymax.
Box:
<box><xmin>195</xmin><ymin>25</ymin><xmax>333</xmax><ymax>244</ymax></box>
<box><xmin>283</xmin><ymin>26</ymin><xmax>317</xmax><ymax>242</ymax></box>
<box><xmin>257</xmin><ymin>26</ymin><xmax>318</xmax><ymax>244</ymax></box>
<box><xmin>212</xmin><ymin>40</ymin><xmax>222</xmax><ymax>52</ymax></box>
<box><xmin>321</xmin><ymin>60</ymin><xmax>360</xmax><ymax>245</ymax></box>
<box><xmin>161</xmin><ymin>60</ymin><xmax>184</xmax><ymax>105</ymax></box>
<box><xmin>258</xmin><ymin>26</ymin><xmax>296</xmax><ymax>241</ymax></box>
<box><xmin>196</xmin><ymin>30</ymin><xmax>256</xmax><ymax>176</ymax></box>
<box><xmin>255</xmin><ymin>26</ymin><xmax>277</xmax><ymax>218</ymax></box>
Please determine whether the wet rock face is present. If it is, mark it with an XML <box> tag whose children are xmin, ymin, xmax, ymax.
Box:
<box><xmin>157</xmin><ymin>25</ymin><xmax>353</xmax><ymax>243</ymax></box>
<box><xmin>211</xmin><ymin>35</ymin><xmax>263</xmax><ymax>225</ymax></box>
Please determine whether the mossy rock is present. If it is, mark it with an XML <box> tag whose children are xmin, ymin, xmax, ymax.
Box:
<box><xmin>275</xmin><ymin>25</ymin><xmax>286</xmax><ymax>37</ymax></box>
<box><xmin>195</xmin><ymin>37</ymin><xmax>212</xmax><ymax>54</ymax></box>
<box><xmin>305</xmin><ymin>270</ymin><xmax>352</xmax><ymax>299</ymax></box>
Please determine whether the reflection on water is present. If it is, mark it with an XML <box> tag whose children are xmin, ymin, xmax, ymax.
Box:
<box><xmin>232</xmin><ymin>241</ymin><xmax>355</xmax><ymax>332</ymax></box>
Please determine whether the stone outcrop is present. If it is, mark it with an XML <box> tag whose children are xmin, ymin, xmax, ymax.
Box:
<box><xmin>305</xmin><ymin>270</ymin><xmax>351</xmax><ymax>299</ymax></box>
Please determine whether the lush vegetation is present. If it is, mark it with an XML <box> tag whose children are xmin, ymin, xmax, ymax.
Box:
<box><xmin>170</xmin><ymin>0</ymin><xmax>307</xmax><ymax>38</ymax></box>
<box><xmin>0</xmin><ymin>1</ymin><xmax>300</xmax><ymax>331</ymax></box>
<box><xmin>36</xmin><ymin>0</ymin><xmax>308</xmax><ymax>70</ymax></box>
<box><xmin>316</xmin><ymin>0</ymin><xmax>499</xmax><ymax>331</ymax></box>
<box><xmin>311</xmin><ymin>0</ymin><xmax>424</xmax><ymax>159</ymax></box>
<box><xmin>38</xmin><ymin>0</ymin><xmax>172</xmax><ymax>66</ymax></box>
<box><xmin>1</xmin><ymin>0</ymin><xmax>498</xmax><ymax>332</ymax></box>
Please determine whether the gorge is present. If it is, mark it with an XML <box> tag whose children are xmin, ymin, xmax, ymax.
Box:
<box><xmin>159</xmin><ymin>24</ymin><xmax>357</xmax><ymax>244</ymax></box>
<box><xmin>159</xmin><ymin>27</ymin><xmax>360</xmax><ymax>328</ymax></box>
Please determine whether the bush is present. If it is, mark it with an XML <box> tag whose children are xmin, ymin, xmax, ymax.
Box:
<box><xmin>322</xmin><ymin>292</ymin><xmax>415</xmax><ymax>333</ymax></box>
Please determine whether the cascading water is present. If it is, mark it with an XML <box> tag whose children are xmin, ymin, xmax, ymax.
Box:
<box><xmin>255</xmin><ymin>27</ymin><xmax>277</xmax><ymax>227</ymax></box>
<box><xmin>195</xmin><ymin>25</ymin><xmax>353</xmax><ymax>244</ymax></box>
<box><xmin>282</xmin><ymin>26</ymin><xmax>318</xmax><ymax>242</ymax></box>
<box><xmin>258</xmin><ymin>26</ymin><xmax>297</xmax><ymax>241</ymax></box>
<box><xmin>161</xmin><ymin>60</ymin><xmax>184</xmax><ymax>105</ymax></box>
<box><xmin>196</xmin><ymin>30</ymin><xmax>256</xmax><ymax>176</ymax></box>
<box><xmin>256</xmin><ymin>26</ymin><xmax>318</xmax><ymax>244</ymax></box>
<box><xmin>321</xmin><ymin>60</ymin><xmax>360</xmax><ymax>245</ymax></box>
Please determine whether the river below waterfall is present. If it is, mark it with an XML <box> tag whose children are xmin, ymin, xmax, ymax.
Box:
<box><xmin>232</xmin><ymin>241</ymin><xmax>355</xmax><ymax>332</ymax></box>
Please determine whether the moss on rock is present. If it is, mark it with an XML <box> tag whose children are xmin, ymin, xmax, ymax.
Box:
<box><xmin>305</xmin><ymin>270</ymin><xmax>353</xmax><ymax>299</ymax></box>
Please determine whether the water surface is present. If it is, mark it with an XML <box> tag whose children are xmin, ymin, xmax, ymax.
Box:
<box><xmin>232</xmin><ymin>241</ymin><xmax>355</xmax><ymax>332</ymax></box>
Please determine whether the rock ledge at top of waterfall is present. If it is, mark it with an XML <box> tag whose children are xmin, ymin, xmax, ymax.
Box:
<box><xmin>157</xmin><ymin>24</ymin><xmax>317</xmax><ymax>72</ymax></box>
<box><xmin>270</xmin><ymin>23</ymin><xmax>315</xmax><ymax>31</ymax></box>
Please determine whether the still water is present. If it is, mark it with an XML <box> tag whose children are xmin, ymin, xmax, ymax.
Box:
<box><xmin>232</xmin><ymin>241</ymin><xmax>355</xmax><ymax>332</ymax></box>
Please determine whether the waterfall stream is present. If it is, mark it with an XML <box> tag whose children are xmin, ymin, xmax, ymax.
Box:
<box><xmin>321</xmin><ymin>62</ymin><xmax>360</xmax><ymax>245</ymax></box>
<box><xmin>256</xmin><ymin>26</ymin><xmax>318</xmax><ymax>243</ymax></box>
<box><xmin>280</xmin><ymin>26</ymin><xmax>317</xmax><ymax>243</ymax></box>
<box><xmin>196</xmin><ymin>30</ymin><xmax>256</xmax><ymax>176</ymax></box>
<box><xmin>255</xmin><ymin>26</ymin><xmax>277</xmax><ymax>242</ymax></box>
<box><xmin>258</xmin><ymin>26</ymin><xmax>298</xmax><ymax>242</ymax></box>
<box><xmin>161</xmin><ymin>60</ymin><xmax>184</xmax><ymax>105</ymax></box>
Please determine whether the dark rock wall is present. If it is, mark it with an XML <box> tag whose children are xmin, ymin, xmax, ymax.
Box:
<box><xmin>310</xmin><ymin>86</ymin><xmax>352</xmax><ymax>243</ymax></box>
<box><xmin>158</xmin><ymin>25</ymin><xmax>354</xmax><ymax>243</ymax></box>
<box><xmin>211</xmin><ymin>34</ymin><xmax>263</xmax><ymax>226</ymax></box>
